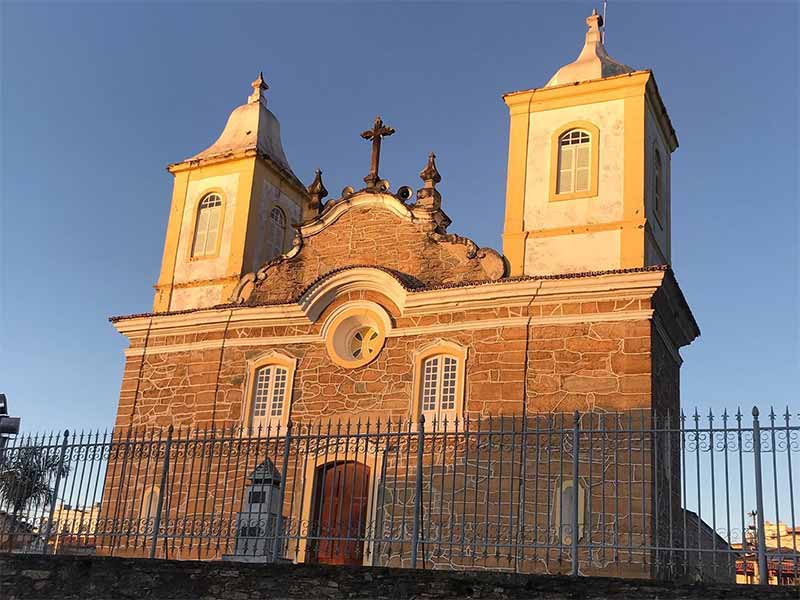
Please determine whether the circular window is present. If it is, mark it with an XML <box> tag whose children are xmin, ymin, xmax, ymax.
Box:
<box><xmin>349</xmin><ymin>326</ymin><xmax>381</xmax><ymax>360</ymax></box>
<box><xmin>324</xmin><ymin>303</ymin><xmax>389</xmax><ymax>369</ymax></box>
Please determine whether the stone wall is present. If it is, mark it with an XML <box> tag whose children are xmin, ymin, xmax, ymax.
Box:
<box><xmin>2</xmin><ymin>553</ymin><xmax>794</xmax><ymax>600</ymax></box>
<box><xmin>115</xmin><ymin>296</ymin><xmax>656</xmax><ymax>430</ymax></box>
<box><xmin>247</xmin><ymin>204</ymin><xmax>501</xmax><ymax>306</ymax></box>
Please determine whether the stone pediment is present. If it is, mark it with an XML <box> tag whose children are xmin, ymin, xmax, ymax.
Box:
<box><xmin>231</xmin><ymin>190</ymin><xmax>506</xmax><ymax>306</ymax></box>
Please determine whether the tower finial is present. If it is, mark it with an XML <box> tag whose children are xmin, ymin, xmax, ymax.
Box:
<box><xmin>248</xmin><ymin>72</ymin><xmax>269</xmax><ymax>104</ymax></box>
<box><xmin>419</xmin><ymin>152</ymin><xmax>441</xmax><ymax>185</ymax></box>
<box><xmin>307</xmin><ymin>169</ymin><xmax>328</xmax><ymax>214</ymax></box>
<box><xmin>416</xmin><ymin>152</ymin><xmax>442</xmax><ymax>209</ymax></box>
<box><xmin>586</xmin><ymin>9</ymin><xmax>603</xmax><ymax>40</ymax></box>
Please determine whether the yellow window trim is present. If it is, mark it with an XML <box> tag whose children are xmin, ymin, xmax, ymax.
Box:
<box><xmin>242</xmin><ymin>350</ymin><xmax>297</xmax><ymax>432</ymax></box>
<box><xmin>187</xmin><ymin>188</ymin><xmax>227</xmax><ymax>261</ymax></box>
<box><xmin>548</xmin><ymin>121</ymin><xmax>600</xmax><ymax>203</ymax></box>
<box><xmin>410</xmin><ymin>340</ymin><xmax>468</xmax><ymax>425</ymax></box>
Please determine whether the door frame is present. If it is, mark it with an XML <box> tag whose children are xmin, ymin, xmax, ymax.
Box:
<box><xmin>292</xmin><ymin>443</ymin><xmax>384</xmax><ymax>566</ymax></box>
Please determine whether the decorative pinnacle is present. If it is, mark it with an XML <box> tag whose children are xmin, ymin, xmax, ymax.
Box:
<box><xmin>419</xmin><ymin>152</ymin><xmax>441</xmax><ymax>185</ymax></box>
<box><xmin>585</xmin><ymin>8</ymin><xmax>603</xmax><ymax>41</ymax></box>
<box><xmin>589</xmin><ymin>8</ymin><xmax>603</xmax><ymax>27</ymax></box>
<box><xmin>248</xmin><ymin>72</ymin><xmax>269</xmax><ymax>104</ymax></box>
<box><xmin>307</xmin><ymin>169</ymin><xmax>328</xmax><ymax>212</ymax></box>
<box><xmin>416</xmin><ymin>152</ymin><xmax>442</xmax><ymax>207</ymax></box>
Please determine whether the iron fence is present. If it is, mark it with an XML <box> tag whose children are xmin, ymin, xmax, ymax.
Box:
<box><xmin>0</xmin><ymin>407</ymin><xmax>798</xmax><ymax>585</ymax></box>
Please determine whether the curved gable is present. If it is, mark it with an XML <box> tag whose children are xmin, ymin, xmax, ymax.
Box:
<box><xmin>233</xmin><ymin>191</ymin><xmax>506</xmax><ymax>305</ymax></box>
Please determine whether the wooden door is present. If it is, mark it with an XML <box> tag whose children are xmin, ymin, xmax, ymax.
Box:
<box><xmin>310</xmin><ymin>462</ymin><xmax>370</xmax><ymax>565</ymax></box>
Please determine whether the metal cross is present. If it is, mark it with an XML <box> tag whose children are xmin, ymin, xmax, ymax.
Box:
<box><xmin>360</xmin><ymin>116</ymin><xmax>395</xmax><ymax>189</ymax></box>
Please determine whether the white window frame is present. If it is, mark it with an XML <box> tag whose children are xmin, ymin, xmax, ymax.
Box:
<box><xmin>412</xmin><ymin>341</ymin><xmax>467</xmax><ymax>428</ymax></box>
<box><xmin>251</xmin><ymin>365</ymin><xmax>289</xmax><ymax>432</ymax></box>
<box><xmin>191</xmin><ymin>193</ymin><xmax>223</xmax><ymax>258</ymax></box>
<box><xmin>420</xmin><ymin>355</ymin><xmax>459</xmax><ymax>423</ymax></box>
<box><xmin>244</xmin><ymin>351</ymin><xmax>297</xmax><ymax>434</ymax></box>
<box><xmin>557</xmin><ymin>129</ymin><xmax>592</xmax><ymax>195</ymax></box>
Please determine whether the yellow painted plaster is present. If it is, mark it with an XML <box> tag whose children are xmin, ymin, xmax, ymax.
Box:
<box><xmin>502</xmin><ymin>70</ymin><xmax>677</xmax><ymax>276</ymax></box>
<box><xmin>154</xmin><ymin>154</ymin><xmax>309</xmax><ymax>313</ymax></box>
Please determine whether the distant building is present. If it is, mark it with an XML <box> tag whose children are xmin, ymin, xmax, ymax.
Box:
<box><xmin>734</xmin><ymin>520</ymin><xmax>800</xmax><ymax>585</ymax></box>
<box><xmin>47</xmin><ymin>502</ymin><xmax>101</xmax><ymax>554</ymax></box>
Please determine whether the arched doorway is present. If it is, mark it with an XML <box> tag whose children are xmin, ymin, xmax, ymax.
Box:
<box><xmin>308</xmin><ymin>461</ymin><xmax>370</xmax><ymax>565</ymax></box>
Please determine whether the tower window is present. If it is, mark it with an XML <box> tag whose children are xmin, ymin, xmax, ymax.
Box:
<box><xmin>267</xmin><ymin>206</ymin><xmax>287</xmax><ymax>261</ymax></box>
<box><xmin>557</xmin><ymin>129</ymin><xmax>592</xmax><ymax>195</ymax></box>
<box><xmin>252</xmin><ymin>365</ymin><xmax>289</xmax><ymax>431</ymax></box>
<box><xmin>654</xmin><ymin>148</ymin><xmax>663</xmax><ymax>219</ymax></box>
<box><xmin>191</xmin><ymin>193</ymin><xmax>223</xmax><ymax>257</ymax></box>
<box><xmin>420</xmin><ymin>354</ymin><xmax>459</xmax><ymax>423</ymax></box>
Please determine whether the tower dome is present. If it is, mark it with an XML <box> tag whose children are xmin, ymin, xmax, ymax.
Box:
<box><xmin>177</xmin><ymin>73</ymin><xmax>302</xmax><ymax>188</ymax></box>
<box><xmin>546</xmin><ymin>9</ymin><xmax>634</xmax><ymax>87</ymax></box>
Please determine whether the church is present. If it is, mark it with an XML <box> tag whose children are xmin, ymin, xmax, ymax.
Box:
<box><xmin>101</xmin><ymin>10</ymin><xmax>702</xmax><ymax>577</ymax></box>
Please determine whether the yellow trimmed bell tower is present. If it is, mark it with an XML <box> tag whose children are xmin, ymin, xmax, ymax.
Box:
<box><xmin>502</xmin><ymin>10</ymin><xmax>678</xmax><ymax>277</ymax></box>
<box><xmin>153</xmin><ymin>74</ymin><xmax>312</xmax><ymax>312</ymax></box>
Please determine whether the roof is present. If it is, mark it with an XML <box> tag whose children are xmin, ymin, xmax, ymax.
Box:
<box><xmin>546</xmin><ymin>10</ymin><xmax>634</xmax><ymax>87</ymax></box>
<box><xmin>168</xmin><ymin>74</ymin><xmax>304</xmax><ymax>189</ymax></box>
<box><xmin>109</xmin><ymin>264</ymin><xmax>672</xmax><ymax>323</ymax></box>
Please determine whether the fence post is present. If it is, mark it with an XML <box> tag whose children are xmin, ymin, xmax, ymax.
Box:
<box><xmin>149</xmin><ymin>425</ymin><xmax>174</xmax><ymax>559</ymax></box>
<box><xmin>571</xmin><ymin>412</ymin><xmax>580</xmax><ymax>576</ymax></box>
<box><xmin>272</xmin><ymin>420</ymin><xmax>293</xmax><ymax>563</ymax></box>
<box><xmin>42</xmin><ymin>429</ymin><xmax>70</xmax><ymax>555</ymax></box>
<box><xmin>411</xmin><ymin>414</ymin><xmax>425</xmax><ymax>569</ymax></box>
<box><xmin>751</xmin><ymin>407</ymin><xmax>769</xmax><ymax>585</ymax></box>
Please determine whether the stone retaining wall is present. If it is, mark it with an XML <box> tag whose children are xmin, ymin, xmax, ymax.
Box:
<box><xmin>2</xmin><ymin>553</ymin><xmax>796</xmax><ymax>600</ymax></box>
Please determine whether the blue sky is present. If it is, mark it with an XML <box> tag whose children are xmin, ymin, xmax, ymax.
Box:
<box><xmin>1</xmin><ymin>1</ymin><xmax>797</xmax><ymax>433</ymax></box>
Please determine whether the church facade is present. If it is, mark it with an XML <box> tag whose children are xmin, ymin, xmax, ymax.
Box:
<box><xmin>102</xmin><ymin>11</ymin><xmax>700</xmax><ymax>576</ymax></box>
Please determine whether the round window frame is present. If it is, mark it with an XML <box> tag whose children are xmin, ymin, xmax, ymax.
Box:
<box><xmin>323</xmin><ymin>302</ymin><xmax>391</xmax><ymax>369</ymax></box>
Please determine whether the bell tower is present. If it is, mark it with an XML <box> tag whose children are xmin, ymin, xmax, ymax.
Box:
<box><xmin>502</xmin><ymin>10</ymin><xmax>678</xmax><ymax>277</ymax></box>
<box><xmin>153</xmin><ymin>74</ymin><xmax>313</xmax><ymax>312</ymax></box>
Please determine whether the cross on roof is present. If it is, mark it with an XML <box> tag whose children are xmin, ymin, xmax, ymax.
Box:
<box><xmin>360</xmin><ymin>116</ymin><xmax>395</xmax><ymax>189</ymax></box>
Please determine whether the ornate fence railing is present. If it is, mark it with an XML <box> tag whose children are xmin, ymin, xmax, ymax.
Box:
<box><xmin>0</xmin><ymin>407</ymin><xmax>797</xmax><ymax>585</ymax></box>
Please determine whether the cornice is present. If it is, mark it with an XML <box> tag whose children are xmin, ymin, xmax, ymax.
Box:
<box><xmin>167</xmin><ymin>148</ymin><xmax>308</xmax><ymax>195</ymax></box>
<box><xmin>503</xmin><ymin>70</ymin><xmax>651</xmax><ymax>109</ymax></box>
<box><xmin>112</xmin><ymin>268</ymin><xmax>672</xmax><ymax>341</ymax></box>
<box><xmin>121</xmin><ymin>308</ymin><xmax>655</xmax><ymax>358</ymax></box>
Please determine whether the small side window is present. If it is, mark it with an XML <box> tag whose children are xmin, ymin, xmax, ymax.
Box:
<box><xmin>654</xmin><ymin>148</ymin><xmax>663</xmax><ymax>220</ymax></box>
<box><xmin>267</xmin><ymin>206</ymin><xmax>287</xmax><ymax>261</ymax></box>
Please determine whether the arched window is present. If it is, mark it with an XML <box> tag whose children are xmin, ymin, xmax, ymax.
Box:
<box><xmin>653</xmin><ymin>148</ymin><xmax>663</xmax><ymax>218</ymax></box>
<box><xmin>191</xmin><ymin>193</ymin><xmax>223</xmax><ymax>257</ymax></box>
<box><xmin>267</xmin><ymin>206</ymin><xmax>287</xmax><ymax>261</ymax></box>
<box><xmin>413</xmin><ymin>341</ymin><xmax>467</xmax><ymax>426</ymax></box>
<box><xmin>420</xmin><ymin>354</ymin><xmax>459</xmax><ymax>423</ymax></box>
<box><xmin>251</xmin><ymin>365</ymin><xmax>289</xmax><ymax>432</ymax></box>
<box><xmin>139</xmin><ymin>485</ymin><xmax>160</xmax><ymax>526</ymax></box>
<box><xmin>557</xmin><ymin>129</ymin><xmax>592</xmax><ymax>195</ymax></box>
<box><xmin>552</xmin><ymin>479</ymin><xmax>586</xmax><ymax>545</ymax></box>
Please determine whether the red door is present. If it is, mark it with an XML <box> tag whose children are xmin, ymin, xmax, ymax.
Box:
<box><xmin>310</xmin><ymin>462</ymin><xmax>370</xmax><ymax>565</ymax></box>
